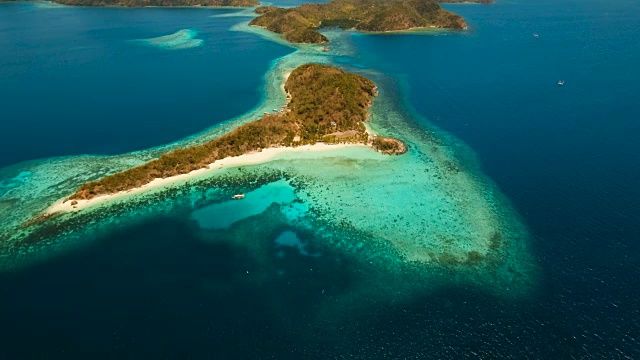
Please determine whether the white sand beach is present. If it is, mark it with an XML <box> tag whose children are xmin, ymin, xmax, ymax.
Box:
<box><xmin>46</xmin><ymin>143</ymin><xmax>370</xmax><ymax>215</ymax></box>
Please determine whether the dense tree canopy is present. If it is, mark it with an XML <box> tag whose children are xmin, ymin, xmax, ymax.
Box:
<box><xmin>52</xmin><ymin>0</ymin><xmax>258</xmax><ymax>8</ymax></box>
<box><xmin>249</xmin><ymin>0</ymin><xmax>468</xmax><ymax>44</ymax></box>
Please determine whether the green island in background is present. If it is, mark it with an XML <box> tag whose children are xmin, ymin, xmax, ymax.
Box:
<box><xmin>9</xmin><ymin>0</ymin><xmax>494</xmax><ymax>9</ymax></box>
<box><xmin>250</xmin><ymin>0</ymin><xmax>473</xmax><ymax>44</ymax></box>
<box><xmin>48</xmin><ymin>0</ymin><xmax>260</xmax><ymax>7</ymax></box>
<box><xmin>0</xmin><ymin>0</ymin><xmax>492</xmax><ymax>42</ymax></box>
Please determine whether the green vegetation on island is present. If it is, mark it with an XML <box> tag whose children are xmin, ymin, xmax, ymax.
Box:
<box><xmin>440</xmin><ymin>0</ymin><xmax>492</xmax><ymax>3</ymax></box>
<box><xmin>50</xmin><ymin>0</ymin><xmax>258</xmax><ymax>7</ymax></box>
<box><xmin>69</xmin><ymin>64</ymin><xmax>405</xmax><ymax>201</ymax></box>
<box><xmin>249</xmin><ymin>0</ymin><xmax>469</xmax><ymax>44</ymax></box>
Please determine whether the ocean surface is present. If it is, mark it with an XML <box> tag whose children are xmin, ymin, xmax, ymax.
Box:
<box><xmin>0</xmin><ymin>3</ymin><xmax>290</xmax><ymax>167</ymax></box>
<box><xmin>0</xmin><ymin>0</ymin><xmax>639</xmax><ymax>358</ymax></box>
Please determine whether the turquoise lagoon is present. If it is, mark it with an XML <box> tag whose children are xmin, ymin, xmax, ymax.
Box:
<box><xmin>1</xmin><ymin>0</ymin><xmax>638</xmax><ymax>358</ymax></box>
<box><xmin>0</xmin><ymin>20</ymin><xmax>534</xmax><ymax>292</ymax></box>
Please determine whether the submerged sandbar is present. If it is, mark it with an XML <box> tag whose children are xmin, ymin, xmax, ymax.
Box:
<box><xmin>50</xmin><ymin>0</ymin><xmax>259</xmax><ymax>7</ymax></box>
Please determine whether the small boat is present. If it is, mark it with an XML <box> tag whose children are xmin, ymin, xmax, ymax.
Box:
<box><xmin>232</xmin><ymin>194</ymin><xmax>245</xmax><ymax>200</ymax></box>
<box><xmin>533</xmin><ymin>33</ymin><xmax>539</xmax><ymax>38</ymax></box>
<box><xmin>557</xmin><ymin>80</ymin><xmax>565</xmax><ymax>86</ymax></box>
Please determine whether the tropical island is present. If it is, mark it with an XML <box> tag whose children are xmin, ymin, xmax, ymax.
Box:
<box><xmin>64</xmin><ymin>64</ymin><xmax>405</xmax><ymax>203</ymax></box>
<box><xmin>49</xmin><ymin>0</ymin><xmax>258</xmax><ymax>7</ymax></box>
<box><xmin>440</xmin><ymin>0</ymin><xmax>491</xmax><ymax>3</ymax></box>
<box><xmin>249</xmin><ymin>0</ymin><xmax>470</xmax><ymax>44</ymax></box>
<box><xmin>29</xmin><ymin>0</ymin><xmax>493</xmax><ymax>9</ymax></box>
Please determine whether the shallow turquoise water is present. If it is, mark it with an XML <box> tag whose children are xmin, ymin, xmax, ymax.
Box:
<box><xmin>192</xmin><ymin>179</ymin><xmax>296</xmax><ymax>229</ymax></box>
<box><xmin>0</xmin><ymin>0</ymin><xmax>638</xmax><ymax>358</ymax></box>
<box><xmin>132</xmin><ymin>28</ymin><xmax>204</xmax><ymax>49</ymax></box>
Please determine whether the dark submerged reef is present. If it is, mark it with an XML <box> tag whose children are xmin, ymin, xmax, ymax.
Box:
<box><xmin>0</xmin><ymin>195</ymin><xmax>489</xmax><ymax>359</ymax></box>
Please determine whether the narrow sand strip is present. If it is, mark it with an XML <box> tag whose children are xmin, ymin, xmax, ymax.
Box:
<box><xmin>46</xmin><ymin>143</ymin><xmax>369</xmax><ymax>215</ymax></box>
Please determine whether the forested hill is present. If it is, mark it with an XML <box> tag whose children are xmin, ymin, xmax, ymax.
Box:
<box><xmin>50</xmin><ymin>0</ymin><xmax>259</xmax><ymax>7</ymax></box>
<box><xmin>440</xmin><ymin>0</ymin><xmax>492</xmax><ymax>3</ymax></box>
<box><xmin>249</xmin><ymin>0</ymin><xmax>470</xmax><ymax>44</ymax></box>
<box><xmin>68</xmin><ymin>64</ymin><xmax>405</xmax><ymax>201</ymax></box>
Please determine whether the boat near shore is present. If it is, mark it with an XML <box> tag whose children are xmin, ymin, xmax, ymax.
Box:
<box><xmin>232</xmin><ymin>194</ymin><xmax>245</xmax><ymax>200</ymax></box>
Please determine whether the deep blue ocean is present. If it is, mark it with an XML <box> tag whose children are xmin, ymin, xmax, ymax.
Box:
<box><xmin>0</xmin><ymin>4</ymin><xmax>290</xmax><ymax>167</ymax></box>
<box><xmin>0</xmin><ymin>0</ymin><xmax>639</xmax><ymax>358</ymax></box>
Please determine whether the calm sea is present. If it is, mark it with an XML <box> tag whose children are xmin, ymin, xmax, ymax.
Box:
<box><xmin>0</xmin><ymin>3</ymin><xmax>290</xmax><ymax>167</ymax></box>
<box><xmin>0</xmin><ymin>0</ymin><xmax>638</xmax><ymax>358</ymax></box>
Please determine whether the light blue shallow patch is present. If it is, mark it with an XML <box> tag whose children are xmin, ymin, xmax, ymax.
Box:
<box><xmin>274</xmin><ymin>231</ymin><xmax>319</xmax><ymax>257</ymax></box>
<box><xmin>31</xmin><ymin>1</ymin><xmax>68</xmax><ymax>9</ymax></box>
<box><xmin>132</xmin><ymin>29</ymin><xmax>203</xmax><ymax>50</ymax></box>
<box><xmin>0</xmin><ymin>171</ymin><xmax>31</xmax><ymax>194</ymax></box>
<box><xmin>191</xmin><ymin>179</ymin><xmax>295</xmax><ymax>230</ymax></box>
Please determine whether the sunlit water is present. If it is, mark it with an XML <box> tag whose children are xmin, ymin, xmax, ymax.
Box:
<box><xmin>0</xmin><ymin>0</ymin><xmax>638</xmax><ymax>358</ymax></box>
<box><xmin>0</xmin><ymin>3</ymin><xmax>290</xmax><ymax>166</ymax></box>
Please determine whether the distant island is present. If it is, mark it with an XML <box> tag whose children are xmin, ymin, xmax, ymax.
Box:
<box><xmin>7</xmin><ymin>0</ymin><xmax>495</xmax><ymax>11</ymax></box>
<box><xmin>439</xmin><ymin>0</ymin><xmax>492</xmax><ymax>3</ymax></box>
<box><xmin>66</xmin><ymin>64</ymin><xmax>405</xmax><ymax>202</ymax></box>
<box><xmin>249</xmin><ymin>0</ymin><xmax>477</xmax><ymax>44</ymax></box>
<box><xmin>50</xmin><ymin>0</ymin><xmax>258</xmax><ymax>7</ymax></box>
<box><xmin>439</xmin><ymin>0</ymin><xmax>491</xmax><ymax>3</ymax></box>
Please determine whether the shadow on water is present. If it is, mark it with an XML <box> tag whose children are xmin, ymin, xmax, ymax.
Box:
<box><xmin>0</xmin><ymin>212</ymin><xmax>359</xmax><ymax>358</ymax></box>
<box><xmin>0</xmin><ymin>212</ymin><xmax>586</xmax><ymax>359</ymax></box>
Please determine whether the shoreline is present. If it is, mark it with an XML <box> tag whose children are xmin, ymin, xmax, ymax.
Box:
<box><xmin>30</xmin><ymin>0</ymin><xmax>258</xmax><ymax>8</ymax></box>
<box><xmin>46</xmin><ymin>143</ymin><xmax>370</xmax><ymax>215</ymax></box>
<box><xmin>61</xmin><ymin>63</ymin><xmax>404</xmax><ymax>204</ymax></box>
<box><xmin>43</xmin><ymin>64</ymin><xmax>322</xmax><ymax>218</ymax></box>
<box><xmin>250</xmin><ymin>25</ymin><xmax>461</xmax><ymax>45</ymax></box>
<box><xmin>1</xmin><ymin>6</ymin><xmax>536</xmax><ymax>291</ymax></box>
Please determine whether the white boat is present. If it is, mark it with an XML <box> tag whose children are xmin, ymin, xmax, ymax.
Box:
<box><xmin>533</xmin><ymin>33</ymin><xmax>539</xmax><ymax>38</ymax></box>
<box><xmin>557</xmin><ymin>80</ymin><xmax>565</xmax><ymax>86</ymax></box>
<box><xmin>232</xmin><ymin>194</ymin><xmax>245</xmax><ymax>200</ymax></box>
